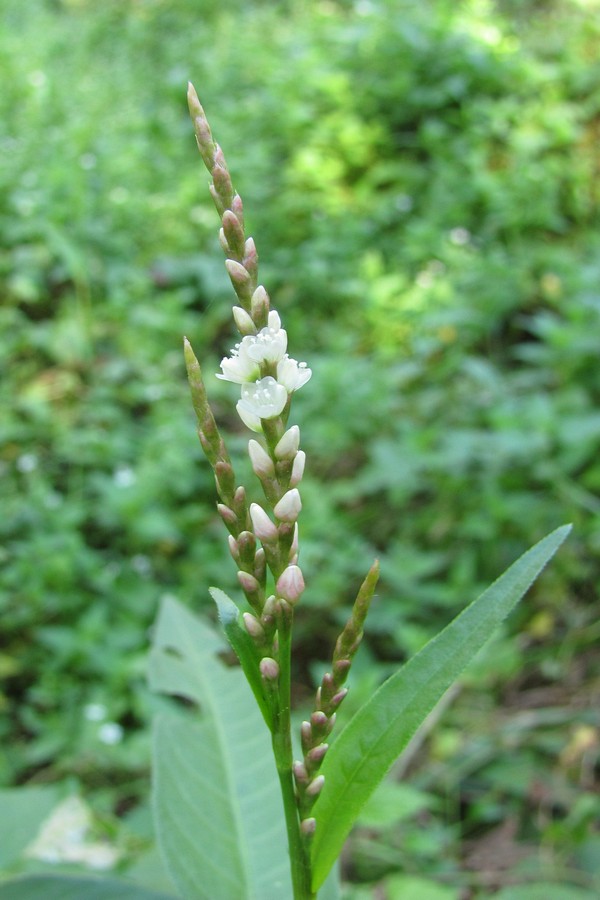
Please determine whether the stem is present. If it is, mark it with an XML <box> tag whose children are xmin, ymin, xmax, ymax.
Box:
<box><xmin>272</xmin><ymin>618</ymin><xmax>315</xmax><ymax>899</ymax></box>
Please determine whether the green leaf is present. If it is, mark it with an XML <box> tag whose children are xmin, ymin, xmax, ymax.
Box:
<box><xmin>0</xmin><ymin>875</ymin><xmax>175</xmax><ymax>900</ymax></box>
<box><xmin>149</xmin><ymin>595</ymin><xmax>292</xmax><ymax>900</ymax></box>
<box><xmin>0</xmin><ymin>785</ymin><xmax>64</xmax><ymax>868</ymax></box>
<box><xmin>209</xmin><ymin>587</ymin><xmax>273</xmax><ymax>730</ymax></box>
<box><xmin>386</xmin><ymin>874</ymin><xmax>460</xmax><ymax>900</ymax></box>
<box><xmin>494</xmin><ymin>886</ymin><xmax>598</xmax><ymax>900</ymax></box>
<box><xmin>310</xmin><ymin>525</ymin><xmax>571</xmax><ymax>891</ymax></box>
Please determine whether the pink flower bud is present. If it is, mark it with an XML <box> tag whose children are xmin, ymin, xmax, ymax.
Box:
<box><xmin>217</xmin><ymin>503</ymin><xmax>237</xmax><ymax>526</ymax></box>
<box><xmin>232</xmin><ymin>306</ymin><xmax>257</xmax><ymax>336</ymax></box>
<box><xmin>249</xmin><ymin>503</ymin><xmax>278</xmax><ymax>542</ymax></box>
<box><xmin>301</xmin><ymin>818</ymin><xmax>316</xmax><ymax>836</ymax></box>
<box><xmin>259</xmin><ymin>657</ymin><xmax>279</xmax><ymax>681</ymax></box>
<box><xmin>248</xmin><ymin>440</ymin><xmax>274</xmax><ymax>478</ymax></box>
<box><xmin>290</xmin><ymin>451</ymin><xmax>306</xmax><ymax>487</ymax></box>
<box><xmin>293</xmin><ymin>760</ymin><xmax>309</xmax><ymax>784</ymax></box>
<box><xmin>250</xmin><ymin>285</ymin><xmax>269</xmax><ymax>321</ymax></box>
<box><xmin>276</xmin><ymin>565</ymin><xmax>305</xmax><ymax>604</ymax></box>
<box><xmin>274</xmin><ymin>425</ymin><xmax>300</xmax><ymax>460</ymax></box>
<box><xmin>273</xmin><ymin>488</ymin><xmax>302</xmax><ymax>523</ymax></box>
<box><xmin>306</xmin><ymin>775</ymin><xmax>325</xmax><ymax>797</ymax></box>
<box><xmin>237</xmin><ymin>571</ymin><xmax>260</xmax><ymax>594</ymax></box>
<box><xmin>228</xmin><ymin>535</ymin><xmax>240</xmax><ymax>561</ymax></box>
<box><xmin>243</xmin><ymin>612</ymin><xmax>264</xmax><ymax>640</ymax></box>
<box><xmin>307</xmin><ymin>743</ymin><xmax>329</xmax><ymax>765</ymax></box>
<box><xmin>225</xmin><ymin>259</ymin><xmax>251</xmax><ymax>288</ymax></box>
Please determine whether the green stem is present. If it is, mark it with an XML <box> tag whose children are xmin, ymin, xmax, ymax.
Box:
<box><xmin>272</xmin><ymin>620</ymin><xmax>315</xmax><ymax>899</ymax></box>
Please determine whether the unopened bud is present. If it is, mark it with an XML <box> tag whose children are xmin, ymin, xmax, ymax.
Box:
<box><xmin>218</xmin><ymin>227</ymin><xmax>230</xmax><ymax>254</ymax></box>
<box><xmin>250</xmin><ymin>285</ymin><xmax>269</xmax><ymax>324</ymax></box>
<box><xmin>231</xmin><ymin>193</ymin><xmax>244</xmax><ymax>227</ymax></box>
<box><xmin>331</xmin><ymin>688</ymin><xmax>349</xmax><ymax>708</ymax></box>
<box><xmin>225</xmin><ymin>259</ymin><xmax>251</xmax><ymax>291</ymax></box>
<box><xmin>306</xmin><ymin>775</ymin><xmax>325</xmax><ymax>797</ymax></box>
<box><xmin>293</xmin><ymin>761</ymin><xmax>309</xmax><ymax>784</ymax></box>
<box><xmin>222</xmin><ymin>209</ymin><xmax>245</xmax><ymax>258</ymax></box>
<box><xmin>233</xmin><ymin>306</ymin><xmax>257</xmax><ymax>336</ymax></box>
<box><xmin>248</xmin><ymin>440</ymin><xmax>275</xmax><ymax>478</ymax></box>
<box><xmin>243</xmin><ymin>237</ymin><xmax>258</xmax><ymax>277</ymax></box>
<box><xmin>290</xmin><ymin>451</ymin><xmax>306</xmax><ymax>487</ymax></box>
<box><xmin>217</xmin><ymin>503</ymin><xmax>237</xmax><ymax>528</ymax></box>
<box><xmin>273</xmin><ymin>488</ymin><xmax>302</xmax><ymax>522</ymax></box>
<box><xmin>275</xmin><ymin>425</ymin><xmax>300</xmax><ymax>460</ymax></box>
<box><xmin>260</xmin><ymin>657</ymin><xmax>279</xmax><ymax>681</ymax></box>
<box><xmin>228</xmin><ymin>535</ymin><xmax>240</xmax><ymax>562</ymax></box>
<box><xmin>300</xmin><ymin>721</ymin><xmax>312</xmax><ymax>752</ymax></box>
<box><xmin>276</xmin><ymin>565</ymin><xmax>305</xmax><ymax>604</ymax></box>
<box><xmin>243</xmin><ymin>612</ymin><xmax>265</xmax><ymax>640</ymax></box>
<box><xmin>307</xmin><ymin>743</ymin><xmax>329</xmax><ymax>765</ymax></box>
<box><xmin>237</xmin><ymin>530</ymin><xmax>257</xmax><ymax>565</ymax></box>
<box><xmin>254</xmin><ymin>547</ymin><xmax>266</xmax><ymax>584</ymax></box>
<box><xmin>310</xmin><ymin>711</ymin><xmax>329</xmax><ymax>730</ymax></box>
<box><xmin>249</xmin><ymin>503</ymin><xmax>278</xmax><ymax>542</ymax></box>
<box><xmin>301</xmin><ymin>818</ymin><xmax>316</xmax><ymax>837</ymax></box>
<box><xmin>237</xmin><ymin>571</ymin><xmax>260</xmax><ymax>594</ymax></box>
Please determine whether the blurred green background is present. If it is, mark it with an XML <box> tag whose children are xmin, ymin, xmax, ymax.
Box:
<box><xmin>1</xmin><ymin>0</ymin><xmax>599</xmax><ymax>896</ymax></box>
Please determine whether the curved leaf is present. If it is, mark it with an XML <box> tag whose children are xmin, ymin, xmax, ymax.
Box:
<box><xmin>210</xmin><ymin>587</ymin><xmax>273</xmax><ymax>730</ymax></box>
<box><xmin>149</xmin><ymin>595</ymin><xmax>291</xmax><ymax>900</ymax></box>
<box><xmin>311</xmin><ymin>525</ymin><xmax>571</xmax><ymax>891</ymax></box>
<box><xmin>0</xmin><ymin>875</ymin><xmax>175</xmax><ymax>900</ymax></box>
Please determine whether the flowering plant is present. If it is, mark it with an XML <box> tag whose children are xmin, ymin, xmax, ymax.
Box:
<box><xmin>0</xmin><ymin>87</ymin><xmax>570</xmax><ymax>900</ymax></box>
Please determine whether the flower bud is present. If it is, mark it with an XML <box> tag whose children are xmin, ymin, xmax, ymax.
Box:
<box><xmin>249</xmin><ymin>503</ymin><xmax>278</xmax><ymax>542</ymax></box>
<box><xmin>300</xmin><ymin>721</ymin><xmax>312</xmax><ymax>753</ymax></box>
<box><xmin>276</xmin><ymin>565</ymin><xmax>305</xmax><ymax>604</ymax></box>
<box><xmin>243</xmin><ymin>612</ymin><xmax>265</xmax><ymax>641</ymax></box>
<box><xmin>274</xmin><ymin>425</ymin><xmax>300</xmax><ymax>460</ymax></box>
<box><xmin>310</xmin><ymin>711</ymin><xmax>328</xmax><ymax>730</ymax></box>
<box><xmin>293</xmin><ymin>761</ymin><xmax>309</xmax><ymax>784</ymax></box>
<box><xmin>232</xmin><ymin>306</ymin><xmax>257</xmax><ymax>336</ymax></box>
<box><xmin>248</xmin><ymin>440</ymin><xmax>275</xmax><ymax>478</ymax></box>
<box><xmin>259</xmin><ymin>657</ymin><xmax>279</xmax><ymax>681</ymax></box>
<box><xmin>306</xmin><ymin>775</ymin><xmax>325</xmax><ymax>797</ymax></box>
<box><xmin>307</xmin><ymin>743</ymin><xmax>329</xmax><ymax>765</ymax></box>
<box><xmin>237</xmin><ymin>570</ymin><xmax>260</xmax><ymax>595</ymax></box>
<box><xmin>301</xmin><ymin>818</ymin><xmax>316</xmax><ymax>837</ymax></box>
<box><xmin>250</xmin><ymin>285</ymin><xmax>270</xmax><ymax>323</ymax></box>
<box><xmin>274</xmin><ymin>488</ymin><xmax>302</xmax><ymax>523</ymax></box>
<box><xmin>225</xmin><ymin>259</ymin><xmax>252</xmax><ymax>296</ymax></box>
<box><xmin>290</xmin><ymin>451</ymin><xmax>306</xmax><ymax>487</ymax></box>
<box><xmin>228</xmin><ymin>535</ymin><xmax>240</xmax><ymax>562</ymax></box>
<box><xmin>217</xmin><ymin>503</ymin><xmax>237</xmax><ymax>527</ymax></box>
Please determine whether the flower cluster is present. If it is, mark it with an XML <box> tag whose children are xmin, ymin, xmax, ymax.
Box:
<box><xmin>217</xmin><ymin>309</ymin><xmax>311</xmax><ymax>431</ymax></box>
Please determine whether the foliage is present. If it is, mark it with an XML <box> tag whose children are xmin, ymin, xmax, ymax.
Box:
<box><xmin>1</xmin><ymin>0</ymin><xmax>599</xmax><ymax>896</ymax></box>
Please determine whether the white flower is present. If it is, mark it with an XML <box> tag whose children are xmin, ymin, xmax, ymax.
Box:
<box><xmin>217</xmin><ymin>310</ymin><xmax>287</xmax><ymax>383</ymax></box>
<box><xmin>244</xmin><ymin>310</ymin><xmax>287</xmax><ymax>365</ymax></box>
<box><xmin>236</xmin><ymin>403</ymin><xmax>262</xmax><ymax>432</ymax></box>
<box><xmin>277</xmin><ymin>356</ymin><xmax>312</xmax><ymax>392</ymax></box>
<box><xmin>217</xmin><ymin>341</ymin><xmax>260</xmax><ymax>384</ymax></box>
<box><xmin>237</xmin><ymin>376</ymin><xmax>288</xmax><ymax>422</ymax></box>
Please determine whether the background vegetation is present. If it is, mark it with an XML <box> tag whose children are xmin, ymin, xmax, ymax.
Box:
<box><xmin>1</xmin><ymin>0</ymin><xmax>599</xmax><ymax>896</ymax></box>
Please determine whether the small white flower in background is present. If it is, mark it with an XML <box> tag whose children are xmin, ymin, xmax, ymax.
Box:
<box><xmin>98</xmin><ymin>722</ymin><xmax>124</xmax><ymax>745</ymax></box>
<box><xmin>277</xmin><ymin>357</ymin><xmax>312</xmax><ymax>392</ymax></box>
<box><xmin>25</xmin><ymin>796</ymin><xmax>120</xmax><ymax>870</ymax></box>
<box><xmin>84</xmin><ymin>703</ymin><xmax>107</xmax><ymax>722</ymax></box>
<box><xmin>237</xmin><ymin>376</ymin><xmax>288</xmax><ymax>422</ymax></box>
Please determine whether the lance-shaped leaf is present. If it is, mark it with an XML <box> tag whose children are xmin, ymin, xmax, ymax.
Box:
<box><xmin>310</xmin><ymin>524</ymin><xmax>571</xmax><ymax>891</ymax></box>
<box><xmin>210</xmin><ymin>587</ymin><xmax>273</xmax><ymax>730</ymax></box>
<box><xmin>0</xmin><ymin>876</ymin><xmax>175</xmax><ymax>900</ymax></box>
<box><xmin>149</xmin><ymin>595</ymin><xmax>292</xmax><ymax>900</ymax></box>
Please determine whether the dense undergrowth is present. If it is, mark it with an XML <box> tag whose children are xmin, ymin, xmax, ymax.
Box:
<box><xmin>1</xmin><ymin>0</ymin><xmax>599</xmax><ymax>896</ymax></box>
